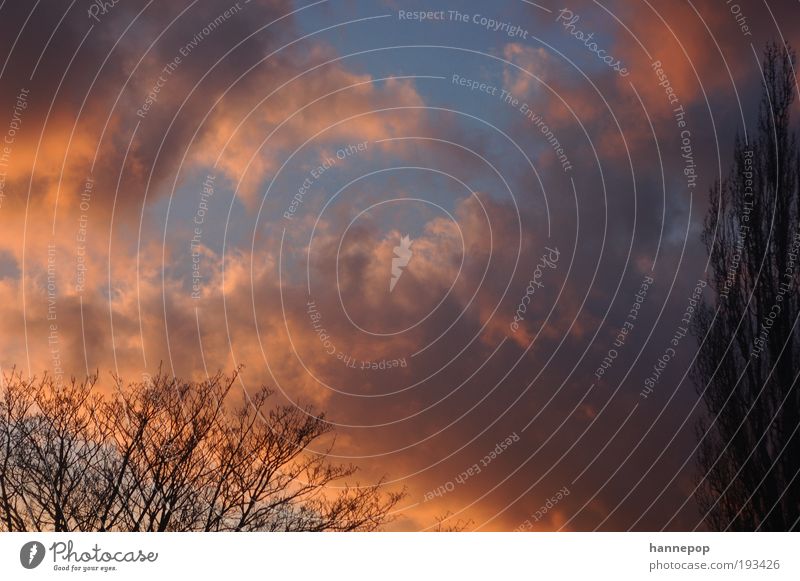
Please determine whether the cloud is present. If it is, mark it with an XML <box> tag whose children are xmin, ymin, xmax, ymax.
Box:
<box><xmin>1</xmin><ymin>0</ymin><xmax>797</xmax><ymax>532</ymax></box>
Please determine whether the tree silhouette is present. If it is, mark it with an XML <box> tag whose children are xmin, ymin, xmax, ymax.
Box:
<box><xmin>0</xmin><ymin>368</ymin><xmax>402</xmax><ymax>532</ymax></box>
<box><xmin>692</xmin><ymin>42</ymin><xmax>800</xmax><ymax>531</ymax></box>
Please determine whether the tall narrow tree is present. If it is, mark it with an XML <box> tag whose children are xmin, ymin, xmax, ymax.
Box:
<box><xmin>693</xmin><ymin>43</ymin><xmax>800</xmax><ymax>531</ymax></box>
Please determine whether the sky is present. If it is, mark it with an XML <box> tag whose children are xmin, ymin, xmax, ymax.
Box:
<box><xmin>0</xmin><ymin>0</ymin><xmax>798</xmax><ymax>531</ymax></box>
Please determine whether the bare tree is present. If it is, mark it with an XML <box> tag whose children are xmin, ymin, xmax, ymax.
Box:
<box><xmin>0</xmin><ymin>367</ymin><xmax>402</xmax><ymax>532</ymax></box>
<box><xmin>431</xmin><ymin>511</ymin><xmax>473</xmax><ymax>532</ymax></box>
<box><xmin>692</xmin><ymin>43</ymin><xmax>800</xmax><ymax>531</ymax></box>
